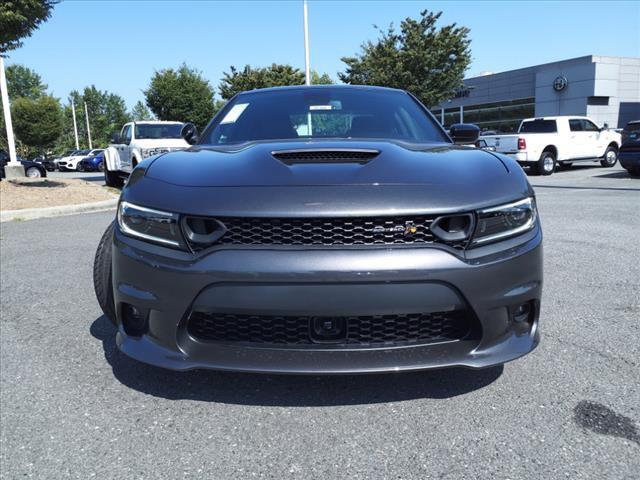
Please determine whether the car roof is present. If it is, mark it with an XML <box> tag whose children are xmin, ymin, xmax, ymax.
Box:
<box><xmin>237</xmin><ymin>84</ymin><xmax>407</xmax><ymax>95</ymax></box>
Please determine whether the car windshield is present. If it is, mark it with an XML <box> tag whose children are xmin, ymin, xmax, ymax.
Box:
<box><xmin>202</xmin><ymin>87</ymin><xmax>448</xmax><ymax>145</ymax></box>
<box><xmin>77</xmin><ymin>150</ymin><xmax>90</xmax><ymax>155</ymax></box>
<box><xmin>135</xmin><ymin>124</ymin><xmax>183</xmax><ymax>139</ymax></box>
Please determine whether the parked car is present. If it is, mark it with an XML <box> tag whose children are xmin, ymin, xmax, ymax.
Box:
<box><xmin>93</xmin><ymin>85</ymin><xmax>542</xmax><ymax>373</ymax></box>
<box><xmin>1</xmin><ymin>150</ymin><xmax>47</xmax><ymax>178</ymax></box>
<box><xmin>77</xmin><ymin>149</ymin><xmax>105</xmax><ymax>172</ymax></box>
<box><xmin>31</xmin><ymin>154</ymin><xmax>58</xmax><ymax>171</ymax></box>
<box><xmin>619</xmin><ymin>120</ymin><xmax>640</xmax><ymax>177</ymax></box>
<box><xmin>103</xmin><ymin>121</ymin><xmax>190</xmax><ymax>187</ymax></box>
<box><xmin>58</xmin><ymin>149</ymin><xmax>91</xmax><ymax>171</ymax></box>
<box><xmin>42</xmin><ymin>157</ymin><xmax>59</xmax><ymax>171</ymax></box>
<box><xmin>482</xmin><ymin>116</ymin><xmax>621</xmax><ymax>175</ymax></box>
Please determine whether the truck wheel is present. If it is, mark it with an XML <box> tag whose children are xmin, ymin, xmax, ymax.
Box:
<box><xmin>93</xmin><ymin>221</ymin><xmax>116</xmax><ymax>325</ymax></box>
<box><xmin>536</xmin><ymin>151</ymin><xmax>556</xmax><ymax>176</ymax></box>
<box><xmin>600</xmin><ymin>147</ymin><xmax>618</xmax><ymax>168</ymax></box>
<box><xmin>104</xmin><ymin>164</ymin><xmax>124</xmax><ymax>188</ymax></box>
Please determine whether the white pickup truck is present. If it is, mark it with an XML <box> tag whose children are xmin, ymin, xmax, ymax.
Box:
<box><xmin>482</xmin><ymin>116</ymin><xmax>621</xmax><ymax>175</ymax></box>
<box><xmin>103</xmin><ymin>121</ymin><xmax>190</xmax><ymax>187</ymax></box>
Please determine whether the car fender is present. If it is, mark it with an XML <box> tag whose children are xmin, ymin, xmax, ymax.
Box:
<box><xmin>104</xmin><ymin>147</ymin><xmax>122</xmax><ymax>172</ymax></box>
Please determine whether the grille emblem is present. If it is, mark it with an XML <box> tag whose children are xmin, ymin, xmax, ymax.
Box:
<box><xmin>371</xmin><ymin>221</ymin><xmax>417</xmax><ymax>236</ymax></box>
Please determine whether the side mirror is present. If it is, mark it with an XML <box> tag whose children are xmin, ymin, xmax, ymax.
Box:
<box><xmin>602</xmin><ymin>123</ymin><xmax>609</xmax><ymax>130</ymax></box>
<box><xmin>449</xmin><ymin>123</ymin><xmax>480</xmax><ymax>145</ymax></box>
<box><xmin>181</xmin><ymin>123</ymin><xmax>200</xmax><ymax>145</ymax></box>
<box><xmin>110</xmin><ymin>132</ymin><xmax>121</xmax><ymax>144</ymax></box>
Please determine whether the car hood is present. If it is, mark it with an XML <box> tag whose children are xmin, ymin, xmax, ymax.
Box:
<box><xmin>145</xmin><ymin>140</ymin><xmax>510</xmax><ymax>187</ymax></box>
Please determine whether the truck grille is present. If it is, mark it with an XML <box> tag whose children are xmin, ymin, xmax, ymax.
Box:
<box><xmin>208</xmin><ymin>215</ymin><xmax>465</xmax><ymax>249</ymax></box>
<box><xmin>187</xmin><ymin>310</ymin><xmax>472</xmax><ymax>348</ymax></box>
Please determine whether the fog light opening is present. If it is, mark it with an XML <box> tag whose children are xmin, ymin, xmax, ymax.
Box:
<box><xmin>122</xmin><ymin>303</ymin><xmax>149</xmax><ymax>337</ymax></box>
<box><xmin>512</xmin><ymin>301</ymin><xmax>535</xmax><ymax>329</ymax></box>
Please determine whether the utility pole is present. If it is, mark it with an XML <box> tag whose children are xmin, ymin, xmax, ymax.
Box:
<box><xmin>84</xmin><ymin>102</ymin><xmax>92</xmax><ymax>149</ymax></box>
<box><xmin>0</xmin><ymin>56</ymin><xmax>24</xmax><ymax>178</ymax></box>
<box><xmin>71</xmin><ymin>98</ymin><xmax>79</xmax><ymax>150</ymax></box>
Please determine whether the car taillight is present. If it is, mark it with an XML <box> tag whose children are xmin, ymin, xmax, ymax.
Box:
<box><xmin>518</xmin><ymin>138</ymin><xmax>526</xmax><ymax>150</ymax></box>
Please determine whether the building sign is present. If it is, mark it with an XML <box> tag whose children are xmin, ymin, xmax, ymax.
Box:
<box><xmin>454</xmin><ymin>87</ymin><xmax>472</xmax><ymax>98</ymax></box>
<box><xmin>553</xmin><ymin>76</ymin><xmax>568</xmax><ymax>92</ymax></box>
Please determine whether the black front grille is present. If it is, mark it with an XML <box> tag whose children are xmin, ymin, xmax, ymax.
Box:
<box><xmin>187</xmin><ymin>310</ymin><xmax>472</xmax><ymax>348</ymax></box>
<box><xmin>212</xmin><ymin>215</ymin><xmax>464</xmax><ymax>248</ymax></box>
<box><xmin>272</xmin><ymin>149</ymin><xmax>379</xmax><ymax>165</ymax></box>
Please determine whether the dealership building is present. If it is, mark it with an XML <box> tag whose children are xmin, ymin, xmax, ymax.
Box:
<box><xmin>432</xmin><ymin>55</ymin><xmax>640</xmax><ymax>132</ymax></box>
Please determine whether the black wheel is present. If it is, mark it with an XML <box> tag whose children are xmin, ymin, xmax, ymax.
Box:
<box><xmin>25</xmin><ymin>166</ymin><xmax>42</xmax><ymax>178</ymax></box>
<box><xmin>77</xmin><ymin>162</ymin><xmax>84</xmax><ymax>172</ymax></box>
<box><xmin>627</xmin><ymin>167</ymin><xmax>640</xmax><ymax>177</ymax></box>
<box><xmin>600</xmin><ymin>146</ymin><xmax>618</xmax><ymax>168</ymax></box>
<box><xmin>98</xmin><ymin>161</ymin><xmax>104</xmax><ymax>172</ymax></box>
<box><xmin>93</xmin><ymin>222</ymin><xmax>116</xmax><ymax>325</ymax></box>
<box><xmin>104</xmin><ymin>164</ymin><xmax>124</xmax><ymax>188</ymax></box>
<box><xmin>536</xmin><ymin>150</ymin><xmax>556</xmax><ymax>176</ymax></box>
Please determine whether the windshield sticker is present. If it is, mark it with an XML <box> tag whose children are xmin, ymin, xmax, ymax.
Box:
<box><xmin>309</xmin><ymin>105</ymin><xmax>332</xmax><ymax>111</ymax></box>
<box><xmin>221</xmin><ymin>103</ymin><xmax>249</xmax><ymax>124</ymax></box>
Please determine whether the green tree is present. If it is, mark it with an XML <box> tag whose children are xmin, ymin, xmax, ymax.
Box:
<box><xmin>130</xmin><ymin>100</ymin><xmax>153</xmax><ymax>121</ymax></box>
<box><xmin>219</xmin><ymin>64</ymin><xmax>305</xmax><ymax>100</ymax></box>
<box><xmin>339</xmin><ymin>10</ymin><xmax>471</xmax><ymax>107</ymax></box>
<box><xmin>311</xmin><ymin>71</ymin><xmax>333</xmax><ymax>85</ymax></box>
<box><xmin>53</xmin><ymin>86</ymin><xmax>130</xmax><ymax>151</ymax></box>
<box><xmin>6</xmin><ymin>64</ymin><xmax>47</xmax><ymax>99</ymax></box>
<box><xmin>144</xmin><ymin>64</ymin><xmax>215</xmax><ymax>130</ymax></box>
<box><xmin>0</xmin><ymin>0</ymin><xmax>58</xmax><ymax>54</ymax></box>
<box><xmin>11</xmin><ymin>95</ymin><xmax>62</xmax><ymax>154</ymax></box>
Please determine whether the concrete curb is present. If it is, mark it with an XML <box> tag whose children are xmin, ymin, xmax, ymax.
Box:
<box><xmin>1</xmin><ymin>198</ymin><xmax>118</xmax><ymax>223</ymax></box>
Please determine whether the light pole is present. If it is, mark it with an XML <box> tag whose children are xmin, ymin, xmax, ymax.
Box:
<box><xmin>303</xmin><ymin>0</ymin><xmax>312</xmax><ymax>135</ymax></box>
<box><xmin>303</xmin><ymin>0</ymin><xmax>311</xmax><ymax>86</ymax></box>
<box><xmin>0</xmin><ymin>56</ymin><xmax>25</xmax><ymax>178</ymax></box>
<box><xmin>71</xmin><ymin>98</ymin><xmax>79</xmax><ymax>150</ymax></box>
<box><xmin>84</xmin><ymin>102</ymin><xmax>92</xmax><ymax>149</ymax></box>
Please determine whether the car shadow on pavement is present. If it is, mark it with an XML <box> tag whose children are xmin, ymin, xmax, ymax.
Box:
<box><xmin>91</xmin><ymin>316</ymin><xmax>503</xmax><ymax>406</ymax></box>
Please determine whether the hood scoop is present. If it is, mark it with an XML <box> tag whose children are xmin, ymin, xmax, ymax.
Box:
<box><xmin>271</xmin><ymin>148</ymin><xmax>379</xmax><ymax>165</ymax></box>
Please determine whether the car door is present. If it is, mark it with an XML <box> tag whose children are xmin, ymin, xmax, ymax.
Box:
<box><xmin>582</xmin><ymin>119</ymin><xmax>604</xmax><ymax>157</ymax></box>
<box><xmin>119</xmin><ymin>124</ymin><xmax>132</xmax><ymax>170</ymax></box>
<box><xmin>567</xmin><ymin>119</ymin><xmax>585</xmax><ymax>158</ymax></box>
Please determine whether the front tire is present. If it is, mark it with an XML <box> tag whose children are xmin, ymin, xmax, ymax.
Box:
<box><xmin>600</xmin><ymin>146</ymin><xmax>618</xmax><ymax>168</ymax></box>
<box><xmin>25</xmin><ymin>166</ymin><xmax>42</xmax><ymax>178</ymax></box>
<box><xmin>536</xmin><ymin>151</ymin><xmax>556</xmax><ymax>176</ymax></box>
<box><xmin>104</xmin><ymin>163</ymin><xmax>124</xmax><ymax>188</ymax></box>
<box><xmin>93</xmin><ymin>222</ymin><xmax>116</xmax><ymax>325</ymax></box>
<box><xmin>77</xmin><ymin>162</ymin><xmax>84</xmax><ymax>172</ymax></box>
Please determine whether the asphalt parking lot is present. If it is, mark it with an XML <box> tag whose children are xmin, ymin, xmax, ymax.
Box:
<box><xmin>47</xmin><ymin>170</ymin><xmax>105</xmax><ymax>185</ymax></box>
<box><xmin>1</xmin><ymin>163</ymin><xmax>638</xmax><ymax>479</ymax></box>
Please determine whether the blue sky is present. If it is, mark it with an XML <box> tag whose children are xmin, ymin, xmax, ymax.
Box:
<box><xmin>6</xmin><ymin>0</ymin><xmax>640</xmax><ymax>109</ymax></box>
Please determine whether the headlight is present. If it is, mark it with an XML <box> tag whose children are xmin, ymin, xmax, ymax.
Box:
<box><xmin>471</xmin><ymin>197</ymin><xmax>537</xmax><ymax>245</ymax></box>
<box><xmin>117</xmin><ymin>201</ymin><xmax>186</xmax><ymax>249</ymax></box>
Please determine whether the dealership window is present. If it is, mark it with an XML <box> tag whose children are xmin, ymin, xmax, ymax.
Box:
<box><xmin>432</xmin><ymin>98</ymin><xmax>535</xmax><ymax>132</ymax></box>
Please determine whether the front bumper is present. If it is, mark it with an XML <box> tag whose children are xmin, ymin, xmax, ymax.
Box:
<box><xmin>619</xmin><ymin>150</ymin><xmax>640</xmax><ymax>170</ymax></box>
<box><xmin>111</xmin><ymin>228</ymin><xmax>542</xmax><ymax>373</ymax></box>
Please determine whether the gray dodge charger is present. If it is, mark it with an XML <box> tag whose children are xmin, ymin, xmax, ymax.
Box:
<box><xmin>93</xmin><ymin>85</ymin><xmax>542</xmax><ymax>373</ymax></box>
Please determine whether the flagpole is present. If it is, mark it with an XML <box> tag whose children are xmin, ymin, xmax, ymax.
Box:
<box><xmin>71</xmin><ymin>98</ymin><xmax>79</xmax><ymax>150</ymax></box>
<box><xmin>84</xmin><ymin>102</ymin><xmax>92</xmax><ymax>149</ymax></box>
